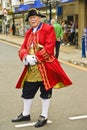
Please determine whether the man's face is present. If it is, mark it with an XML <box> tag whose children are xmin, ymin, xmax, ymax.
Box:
<box><xmin>29</xmin><ymin>15</ymin><xmax>41</xmax><ymax>28</ymax></box>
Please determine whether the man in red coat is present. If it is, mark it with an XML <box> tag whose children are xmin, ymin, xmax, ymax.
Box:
<box><xmin>11</xmin><ymin>8</ymin><xmax>72</xmax><ymax>127</ymax></box>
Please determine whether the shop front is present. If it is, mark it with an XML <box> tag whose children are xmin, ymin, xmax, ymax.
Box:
<box><xmin>12</xmin><ymin>0</ymin><xmax>45</xmax><ymax>36</ymax></box>
<box><xmin>61</xmin><ymin>0</ymin><xmax>78</xmax><ymax>24</ymax></box>
<box><xmin>60</xmin><ymin>0</ymin><xmax>87</xmax><ymax>48</ymax></box>
<box><xmin>13</xmin><ymin>13</ymin><xmax>24</xmax><ymax>36</ymax></box>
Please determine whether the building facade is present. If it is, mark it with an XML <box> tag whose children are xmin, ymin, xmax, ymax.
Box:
<box><xmin>60</xmin><ymin>0</ymin><xmax>87</xmax><ymax>48</ymax></box>
<box><xmin>0</xmin><ymin>0</ymin><xmax>87</xmax><ymax>48</ymax></box>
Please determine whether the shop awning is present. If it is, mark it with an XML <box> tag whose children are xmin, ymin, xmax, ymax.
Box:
<box><xmin>19</xmin><ymin>4</ymin><xmax>33</xmax><ymax>11</ymax></box>
<box><xmin>15</xmin><ymin>4</ymin><xmax>34</xmax><ymax>13</ymax></box>
<box><xmin>14</xmin><ymin>0</ymin><xmax>45</xmax><ymax>13</ymax></box>
<box><xmin>61</xmin><ymin>0</ymin><xmax>74</xmax><ymax>3</ymax></box>
<box><xmin>33</xmin><ymin>0</ymin><xmax>45</xmax><ymax>8</ymax></box>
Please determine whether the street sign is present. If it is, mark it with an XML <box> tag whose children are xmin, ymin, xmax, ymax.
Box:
<box><xmin>2</xmin><ymin>8</ymin><xmax>8</xmax><ymax>15</ymax></box>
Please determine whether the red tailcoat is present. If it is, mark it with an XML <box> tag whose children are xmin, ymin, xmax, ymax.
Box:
<box><xmin>16</xmin><ymin>23</ymin><xmax>72</xmax><ymax>90</ymax></box>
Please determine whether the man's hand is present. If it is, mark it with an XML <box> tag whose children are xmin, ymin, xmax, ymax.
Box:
<box><xmin>26</xmin><ymin>55</ymin><xmax>37</xmax><ymax>66</ymax></box>
<box><xmin>57</xmin><ymin>38</ymin><xmax>61</xmax><ymax>42</ymax></box>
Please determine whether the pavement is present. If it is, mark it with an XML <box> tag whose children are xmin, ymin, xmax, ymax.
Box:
<box><xmin>0</xmin><ymin>33</ymin><xmax>87</xmax><ymax>68</ymax></box>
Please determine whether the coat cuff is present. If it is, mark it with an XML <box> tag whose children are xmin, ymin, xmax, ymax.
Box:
<box><xmin>18</xmin><ymin>48</ymin><xmax>28</xmax><ymax>61</ymax></box>
<box><xmin>36</xmin><ymin>48</ymin><xmax>54</xmax><ymax>62</ymax></box>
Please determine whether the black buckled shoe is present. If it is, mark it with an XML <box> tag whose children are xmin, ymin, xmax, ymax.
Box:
<box><xmin>11</xmin><ymin>113</ymin><xmax>31</xmax><ymax>122</ymax></box>
<box><xmin>35</xmin><ymin>115</ymin><xmax>47</xmax><ymax>127</ymax></box>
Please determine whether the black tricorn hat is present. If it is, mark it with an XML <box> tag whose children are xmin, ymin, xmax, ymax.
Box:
<box><xmin>25</xmin><ymin>8</ymin><xmax>46</xmax><ymax>21</ymax></box>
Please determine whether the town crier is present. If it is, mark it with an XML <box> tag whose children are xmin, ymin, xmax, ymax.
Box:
<box><xmin>11</xmin><ymin>8</ymin><xmax>72</xmax><ymax>128</ymax></box>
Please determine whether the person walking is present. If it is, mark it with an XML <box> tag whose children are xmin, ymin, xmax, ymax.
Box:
<box><xmin>11</xmin><ymin>8</ymin><xmax>72</xmax><ymax>128</ymax></box>
<box><xmin>62</xmin><ymin>20</ymin><xmax>69</xmax><ymax>45</ymax></box>
<box><xmin>51</xmin><ymin>19</ymin><xmax>63</xmax><ymax>58</ymax></box>
<box><xmin>69</xmin><ymin>20</ymin><xmax>75</xmax><ymax>45</ymax></box>
<box><xmin>12</xmin><ymin>23</ymin><xmax>16</xmax><ymax>35</ymax></box>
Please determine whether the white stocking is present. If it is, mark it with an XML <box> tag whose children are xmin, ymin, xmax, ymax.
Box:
<box><xmin>23</xmin><ymin>99</ymin><xmax>33</xmax><ymax>116</ymax></box>
<box><xmin>41</xmin><ymin>99</ymin><xmax>51</xmax><ymax>119</ymax></box>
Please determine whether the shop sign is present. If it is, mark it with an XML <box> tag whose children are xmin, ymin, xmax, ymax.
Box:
<box><xmin>12</xmin><ymin>0</ymin><xmax>20</xmax><ymax>6</ymax></box>
<box><xmin>14</xmin><ymin>13</ymin><xmax>23</xmax><ymax>18</ymax></box>
<box><xmin>24</xmin><ymin>0</ymin><xmax>35</xmax><ymax>4</ymax></box>
<box><xmin>57</xmin><ymin>6</ymin><xmax>62</xmax><ymax>15</ymax></box>
<box><xmin>14</xmin><ymin>0</ymin><xmax>45</xmax><ymax>13</ymax></box>
<box><xmin>61</xmin><ymin>0</ymin><xmax>74</xmax><ymax>3</ymax></box>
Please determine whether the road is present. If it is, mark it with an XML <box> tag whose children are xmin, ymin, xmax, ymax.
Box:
<box><xmin>0</xmin><ymin>41</ymin><xmax>87</xmax><ymax>130</ymax></box>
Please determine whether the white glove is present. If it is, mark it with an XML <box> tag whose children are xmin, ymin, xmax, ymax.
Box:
<box><xmin>23</xmin><ymin>58</ymin><xmax>28</xmax><ymax>66</ymax></box>
<box><xmin>26</xmin><ymin>55</ymin><xmax>37</xmax><ymax>66</ymax></box>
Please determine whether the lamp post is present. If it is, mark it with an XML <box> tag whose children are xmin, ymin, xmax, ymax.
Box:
<box><xmin>41</xmin><ymin>0</ymin><xmax>52</xmax><ymax>21</ymax></box>
<box><xmin>49</xmin><ymin>2</ymin><xmax>52</xmax><ymax>21</ymax></box>
<box><xmin>41</xmin><ymin>0</ymin><xmax>61</xmax><ymax>22</ymax></box>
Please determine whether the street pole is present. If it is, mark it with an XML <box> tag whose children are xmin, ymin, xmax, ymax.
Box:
<box><xmin>2</xmin><ymin>8</ymin><xmax>8</xmax><ymax>35</ymax></box>
<box><xmin>49</xmin><ymin>3</ymin><xmax>52</xmax><ymax>21</ymax></box>
<box><xmin>82</xmin><ymin>35</ymin><xmax>86</xmax><ymax>58</ymax></box>
<box><xmin>4</xmin><ymin>14</ymin><xmax>8</xmax><ymax>35</ymax></box>
<box><xmin>56</xmin><ymin>2</ymin><xmax>58</xmax><ymax>20</ymax></box>
<box><xmin>42</xmin><ymin>0</ymin><xmax>61</xmax><ymax>22</ymax></box>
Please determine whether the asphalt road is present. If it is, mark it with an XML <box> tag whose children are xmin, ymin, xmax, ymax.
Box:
<box><xmin>0</xmin><ymin>41</ymin><xmax>87</xmax><ymax>130</ymax></box>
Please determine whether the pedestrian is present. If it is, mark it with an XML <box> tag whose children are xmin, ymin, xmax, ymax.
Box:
<box><xmin>62</xmin><ymin>20</ymin><xmax>69</xmax><ymax>45</ymax></box>
<box><xmin>11</xmin><ymin>8</ymin><xmax>72</xmax><ymax>128</ymax></box>
<box><xmin>51</xmin><ymin>19</ymin><xmax>63</xmax><ymax>58</ymax></box>
<box><xmin>69</xmin><ymin>20</ymin><xmax>75</xmax><ymax>45</ymax></box>
<box><xmin>12</xmin><ymin>23</ymin><xmax>16</xmax><ymax>35</ymax></box>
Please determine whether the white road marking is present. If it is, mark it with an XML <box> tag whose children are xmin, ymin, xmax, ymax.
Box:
<box><xmin>69</xmin><ymin>115</ymin><xmax>87</xmax><ymax>120</ymax></box>
<box><xmin>15</xmin><ymin>120</ymin><xmax>53</xmax><ymax>128</ymax></box>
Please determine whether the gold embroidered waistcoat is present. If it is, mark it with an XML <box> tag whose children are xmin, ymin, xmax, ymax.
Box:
<box><xmin>25</xmin><ymin>43</ymin><xmax>42</xmax><ymax>82</ymax></box>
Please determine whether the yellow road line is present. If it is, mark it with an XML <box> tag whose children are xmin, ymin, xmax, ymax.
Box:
<box><xmin>59</xmin><ymin>59</ymin><xmax>87</xmax><ymax>72</ymax></box>
<box><xmin>1</xmin><ymin>40</ymin><xmax>87</xmax><ymax>72</ymax></box>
